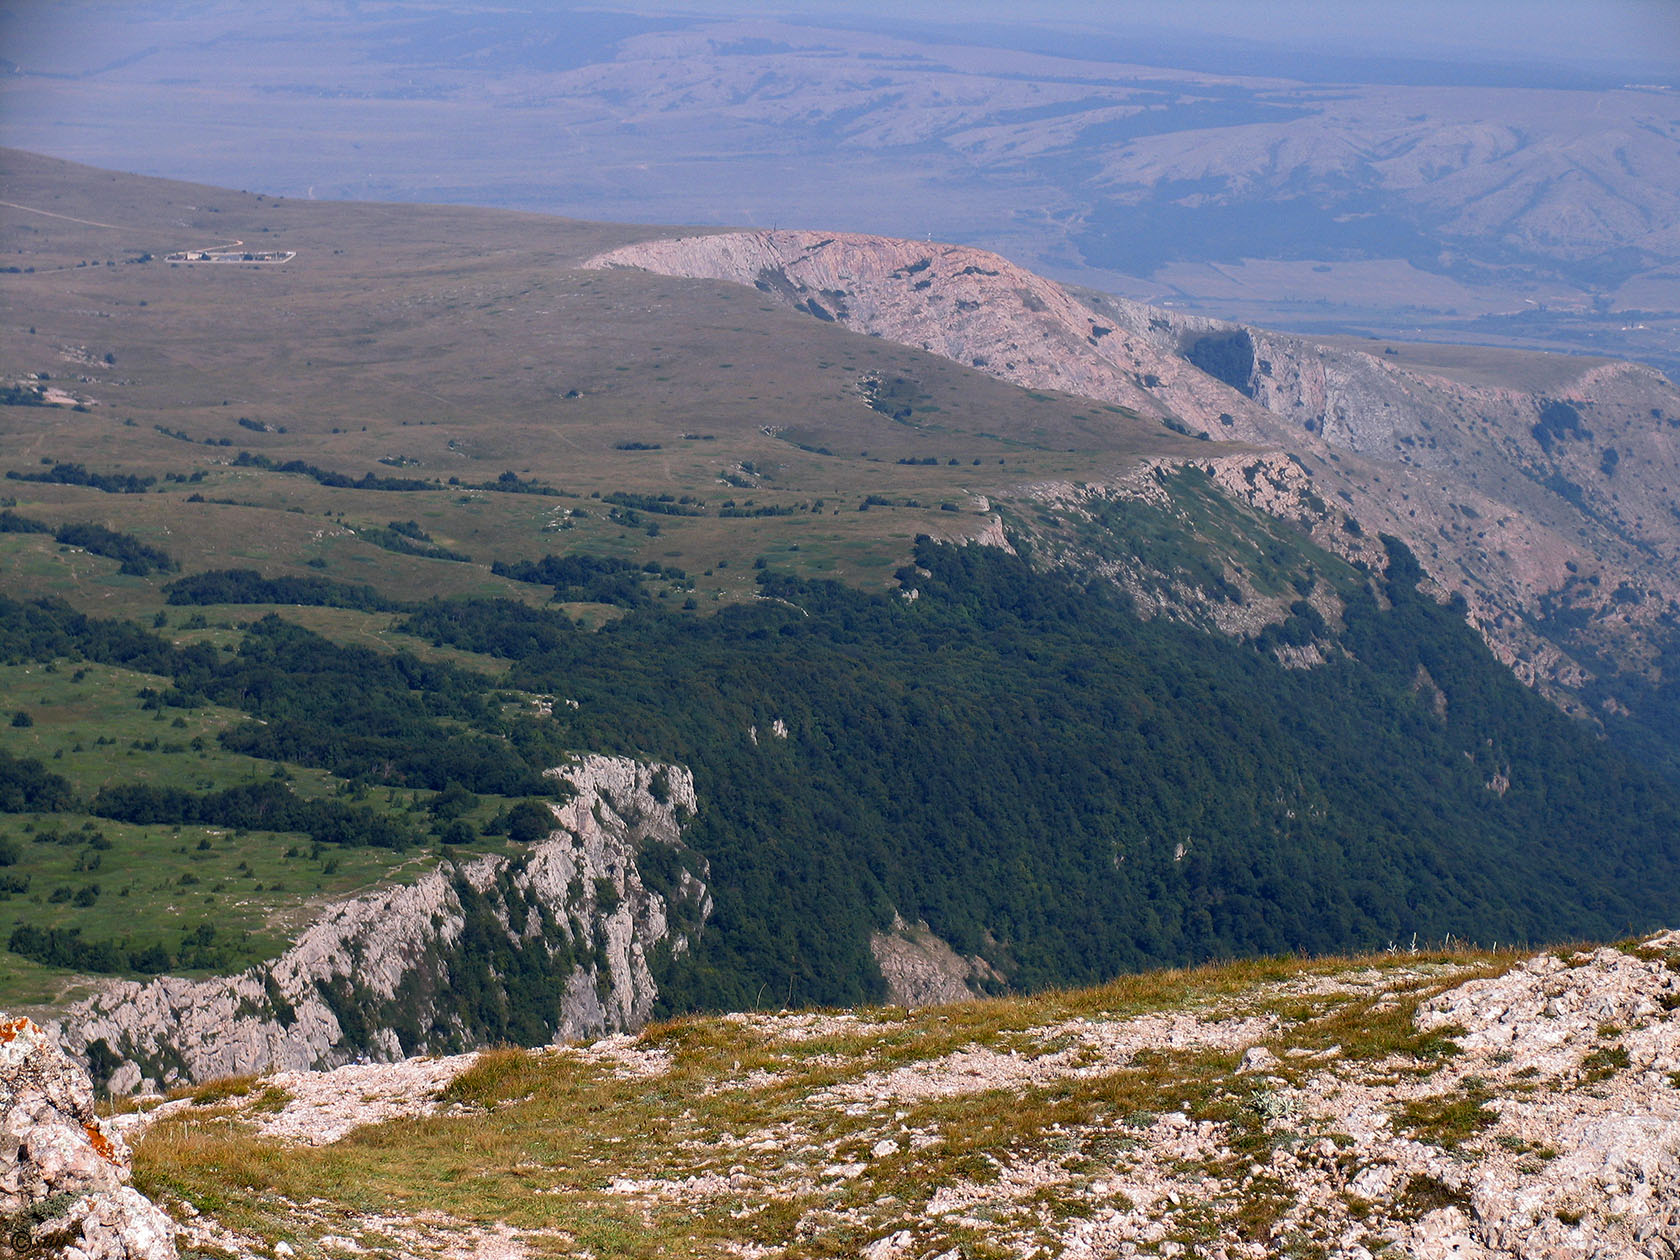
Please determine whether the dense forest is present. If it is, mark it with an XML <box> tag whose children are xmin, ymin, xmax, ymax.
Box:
<box><xmin>5</xmin><ymin>537</ymin><xmax>1679</xmax><ymax>1016</ymax></box>
<box><xmin>404</xmin><ymin>536</ymin><xmax>1680</xmax><ymax>1012</ymax></box>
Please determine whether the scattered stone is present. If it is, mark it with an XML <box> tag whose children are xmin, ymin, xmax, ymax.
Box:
<box><xmin>98</xmin><ymin>934</ymin><xmax>1680</xmax><ymax>1258</ymax></box>
<box><xmin>860</xmin><ymin>1229</ymin><xmax>913</xmax><ymax>1259</ymax></box>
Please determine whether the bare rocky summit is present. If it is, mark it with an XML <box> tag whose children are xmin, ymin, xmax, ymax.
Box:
<box><xmin>0</xmin><ymin>1017</ymin><xmax>175</xmax><ymax>1260</ymax></box>
<box><xmin>112</xmin><ymin>933</ymin><xmax>1680</xmax><ymax>1258</ymax></box>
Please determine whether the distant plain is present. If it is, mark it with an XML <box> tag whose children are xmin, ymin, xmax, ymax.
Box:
<box><xmin>2</xmin><ymin>2</ymin><xmax>1675</xmax><ymax>373</ymax></box>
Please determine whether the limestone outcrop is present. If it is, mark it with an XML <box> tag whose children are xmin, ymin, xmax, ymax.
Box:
<box><xmin>869</xmin><ymin>915</ymin><xmax>1003</xmax><ymax>1008</ymax></box>
<box><xmin>0</xmin><ymin>1017</ymin><xmax>175</xmax><ymax>1260</ymax></box>
<box><xmin>48</xmin><ymin>756</ymin><xmax>709</xmax><ymax>1092</ymax></box>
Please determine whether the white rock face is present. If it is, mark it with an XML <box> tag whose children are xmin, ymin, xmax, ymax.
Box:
<box><xmin>869</xmin><ymin>915</ymin><xmax>1002</xmax><ymax>1008</ymax></box>
<box><xmin>49</xmin><ymin>756</ymin><xmax>708</xmax><ymax>1090</ymax></box>
<box><xmin>0</xmin><ymin>1016</ymin><xmax>177</xmax><ymax>1260</ymax></box>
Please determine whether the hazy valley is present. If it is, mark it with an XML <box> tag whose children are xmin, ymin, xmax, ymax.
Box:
<box><xmin>4</xmin><ymin>3</ymin><xmax>1677</xmax><ymax>374</ymax></box>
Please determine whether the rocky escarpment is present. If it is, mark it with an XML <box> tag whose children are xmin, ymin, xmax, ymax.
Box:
<box><xmin>49</xmin><ymin>756</ymin><xmax>709</xmax><ymax>1093</ymax></box>
<box><xmin>0</xmin><ymin>1017</ymin><xmax>175</xmax><ymax>1260</ymax></box>
<box><xmin>869</xmin><ymin>915</ymin><xmax>1004</xmax><ymax>1008</ymax></box>
<box><xmin>589</xmin><ymin>230</ymin><xmax>1680</xmax><ymax>711</ymax></box>
<box><xmin>115</xmin><ymin>933</ymin><xmax>1680</xmax><ymax>1259</ymax></box>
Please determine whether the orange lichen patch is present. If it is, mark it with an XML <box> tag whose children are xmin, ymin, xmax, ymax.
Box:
<box><xmin>85</xmin><ymin>1122</ymin><xmax>121</xmax><ymax>1165</ymax></box>
<box><xmin>0</xmin><ymin>1017</ymin><xmax>40</xmax><ymax>1044</ymax></box>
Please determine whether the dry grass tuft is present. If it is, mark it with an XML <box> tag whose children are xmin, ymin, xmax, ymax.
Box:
<box><xmin>124</xmin><ymin>945</ymin><xmax>1530</xmax><ymax>1257</ymax></box>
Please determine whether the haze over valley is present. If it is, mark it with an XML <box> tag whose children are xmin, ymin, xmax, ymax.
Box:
<box><xmin>4</xmin><ymin>1</ymin><xmax>1678</xmax><ymax>373</ymax></box>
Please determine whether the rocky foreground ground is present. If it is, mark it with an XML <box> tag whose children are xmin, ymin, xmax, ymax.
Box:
<box><xmin>12</xmin><ymin>934</ymin><xmax>1680</xmax><ymax>1259</ymax></box>
<box><xmin>0</xmin><ymin>1016</ymin><xmax>175</xmax><ymax>1260</ymax></box>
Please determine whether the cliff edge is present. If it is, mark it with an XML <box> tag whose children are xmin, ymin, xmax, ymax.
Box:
<box><xmin>47</xmin><ymin>755</ymin><xmax>709</xmax><ymax>1092</ymax></box>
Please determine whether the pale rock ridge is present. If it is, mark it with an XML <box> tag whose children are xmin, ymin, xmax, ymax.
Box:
<box><xmin>589</xmin><ymin>229</ymin><xmax>1680</xmax><ymax>707</ymax></box>
<box><xmin>49</xmin><ymin>756</ymin><xmax>708</xmax><ymax>1092</ymax></box>
<box><xmin>868</xmin><ymin>915</ymin><xmax>1003</xmax><ymax>1008</ymax></box>
<box><xmin>0</xmin><ymin>1016</ymin><xmax>176</xmax><ymax>1260</ymax></box>
<box><xmin>588</xmin><ymin>229</ymin><xmax>1224</xmax><ymax>424</ymax></box>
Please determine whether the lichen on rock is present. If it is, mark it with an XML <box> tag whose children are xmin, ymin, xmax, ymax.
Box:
<box><xmin>0</xmin><ymin>1017</ymin><xmax>176</xmax><ymax>1260</ymax></box>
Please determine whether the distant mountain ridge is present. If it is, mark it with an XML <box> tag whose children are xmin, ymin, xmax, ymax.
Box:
<box><xmin>591</xmin><ymin>229</ymin><xmax>1680</xmax><ymax>736</ymax></box>
<box><xmin>9</xmin><ymin>7</ymin><xmax>1675</xmax><ymax>368</ymax></box>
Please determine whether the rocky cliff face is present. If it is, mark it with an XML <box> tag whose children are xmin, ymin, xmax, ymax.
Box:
<box><xmin>869</xmin><ymin>915</ymin><xmax>1004</xmax><ymax>1008</ymax></box>
<box><xmin>0</xmin><ymin>1017</ymin><xmax>176</xmax><ymax>1260</ymax></box>
<box><xmin>590</xmin><ymin>230</ymin><xmax>1680</xmax><ymax>711</ymax></box>
<box><xmin>48</xmin><ymin>756</ymin><xmax>709</xmax><ymax>1093</ymax></box>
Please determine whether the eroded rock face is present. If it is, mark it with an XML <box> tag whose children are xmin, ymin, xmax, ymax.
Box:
<box><xmin>869</xmin><ymin>915</ymin><xmax>1002</xmax><ymax>1007</ymax></box>
<box><xmin>0</xmin><ymin>1017</ymin><xmax>176</xmax><ymax>1260</ymax></box>
<box><xmin>50</xmin><ymin>756</ymin><xmax>709</xmax><ymax>1092</ymax></box>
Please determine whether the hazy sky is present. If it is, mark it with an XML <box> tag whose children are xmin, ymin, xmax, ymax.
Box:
<box><xmin>593</xmin><ymin>0</ymin><xmax>1680</xmax><ymax>73</ymax></box>
<box><xmin>3</xmin><ymin>1</ymin><xmax>1676</xmax><ymax>79</ymax></box>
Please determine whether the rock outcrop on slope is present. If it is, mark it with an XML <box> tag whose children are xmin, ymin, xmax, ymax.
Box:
<box><xmin>113</xmin><ymin>933</ymin><xmax>1680</xmax><ymax>1260</ymax></box>
<box><xmin>589</xmin><ymin>230</ymin><xmax>1680</xmax><ymax>710</ymax></box>
<box><xmin>0</xmin><ymin>1017</ymin><xmax>175</xmax><ymax>1260</ymax></box>
<box><xmin>48</xmin><ymin>756</ymin><xmax>709</xmax><ymax>1093</ymax></box>
<box><xmin>869</xmin><ymin>914</ymin><xmax>1004</xmax><ymax>1008</ymax></box>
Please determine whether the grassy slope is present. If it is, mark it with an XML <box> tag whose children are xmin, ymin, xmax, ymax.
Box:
<box><xmin>0</xmin><ymin>147</ymin><xmax>1206</xmax><ymax>611</ymax></box>
<box><xmin>0</xmin><ymin>642</ymin><xmax>525</xmax><ymax>1007</ymax></box>
<box><xmin>0</xmin><ymin>150</ymin><xmax>1210</xmax><ymax>1006</ymax></box>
